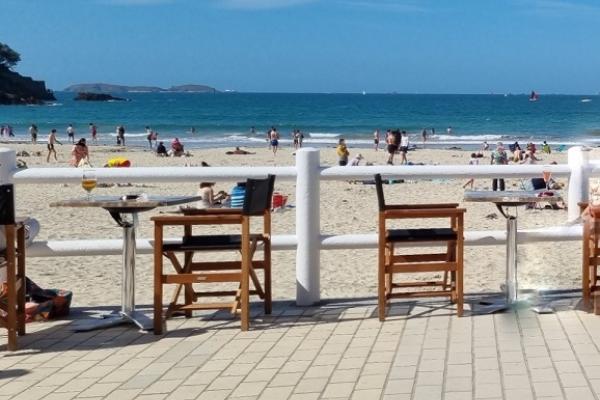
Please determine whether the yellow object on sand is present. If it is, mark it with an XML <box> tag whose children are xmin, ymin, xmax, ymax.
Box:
<box><xmin>106</xmin><ymin>157</ymin><xmax>131</xmax><ymax>167</ymax></box>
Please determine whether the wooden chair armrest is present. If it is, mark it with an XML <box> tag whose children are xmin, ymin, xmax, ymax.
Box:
<box><xmin>385</xmin><ymin>203</ymin><xmax>459</xmax><ymax>210</ymax></box>
<box><xmin>383</xmin><ymin>208</ymin><xmax>466</xmax><ymax>219</ymax></box>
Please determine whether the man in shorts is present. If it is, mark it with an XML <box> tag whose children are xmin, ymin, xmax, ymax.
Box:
<box><xmin>386</xmin><ymin>130</ymin><xmax>399</xmax><ymax>165</ymax></box>
<box><xmin>47</xmin><ymin>129</ymin><xmax>61</xmax><ymax>162</ymax></box>
<box><xmin>29</xmin><ymin>124</ymin><xmax>38</xmax><ymax>144</ymax></box>
<box><xmin>269</xmin><ymin>128</ymin><xmax>279</xmax><ymax>155</ymax></box>
<box><xmin>373</xmin><ymin>129</ymin><xmax>380</xmax><ymax>151</ymax></box>
<box><xmin>66</xmin><ymin>124</ymin><xmax>75</xmax><ymax>143</ymax></box>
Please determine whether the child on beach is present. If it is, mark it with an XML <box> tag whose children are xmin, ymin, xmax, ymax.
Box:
<box><xmin>373</xmin><ymin>129</ymin><xmax>380</xmax><ymax>151</ymax></box>
<box><xmin>197</xmin><ymin>182</ymin><xmax>228</xmax><ymax>209</ymax></box>
<box><xmin>463</xmin><ymin>153</ymin><xmax>479</xmax><ymax>189</ymax></box>
<box><xmin>336</xmin><ymin>138</ymin><xmax>349</xmax><ymax>166</ymax></box>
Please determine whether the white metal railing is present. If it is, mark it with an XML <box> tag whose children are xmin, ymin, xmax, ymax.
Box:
<box><xmin>0</xmin><ymin>146</ymin><xmax>593</xmax><ymax>305</ymax></box>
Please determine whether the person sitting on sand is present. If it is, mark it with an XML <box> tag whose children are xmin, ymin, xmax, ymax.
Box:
<box><xmin>226</xmin><ymin>147</ymin><xmax>255</xmax><ymax>155</ymax></box>
<box><xmin>197</xmin><ymin>182</ymin><xmax>228</xmax><ymax>209</ymax></box>
<box><xmin>336</xmin><ymin>138</ymin><xmax>349</xmax><ymax>166</ymax></box>
<box><xmin>156</xmin><ymin>141</ymin><xmax>167</xmax><ymax>156</ymax></box>
<box><xmin>70</xmin><ymin>138</ymin><xmax>90</xmax><ymax>167</ymax></box>
<box><xmin>169</xmin><ymin>138</ymin><xmax>184</xmax><ymax>157</ymax></box>
<box><xmin>348</xmin><ymin>153</ymin><xmax>364</xmax><ymax>166</ymax></box>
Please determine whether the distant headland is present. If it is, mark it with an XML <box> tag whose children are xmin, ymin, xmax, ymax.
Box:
<box><xmin>64</xmin><ymin>83</ymin><xmax>220</xmax><ymax>93</ymax></box>
<box><xmin>0</xmin><ymin>42</ymin><xmax>55</xmax><ymax>105</ymax></box>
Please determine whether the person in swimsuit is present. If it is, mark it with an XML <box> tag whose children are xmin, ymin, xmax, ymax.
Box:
<box><xmin>70</xmin><ymin>138</ymin><xmax>90</xmax><ymax>167</ymax></box>
<box><xmin>373</xmin><ymin>129</ymin><xmax>380</xmax><ymax>151</ymax></box>
<box><xmin>29</xmin><ymin>124</ymin><xmax>38</xmax><ymax>144</ymax></box>
<box><xmin>66</xmin><ymin>124</ymin><xmax>75</xmax><ymax>143</ymax></box>
<box><xmin>399</xmin><ymin>131</ymin><xmax>409</xmax><ymax>165</ymax></box>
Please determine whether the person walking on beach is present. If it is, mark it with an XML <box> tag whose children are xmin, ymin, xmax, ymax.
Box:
<box><xmin>117</xmin><ymin>125</ymin><xmax>126</xmax><ymax>146</ymax></box>
<box><xmin>269</xmin><ymin>128</ymin><xmax>279</xmax><ymax>155</ymax></box>
<box><xmin>89</xmin><ymin>123</ymin><xmax>97</xmax><ymax>144</ymax></box>
<box><xmin>146</xmin><ymin>126</ymin><xmax>153</xmax><ymax>149</ymax></box>
<box><xmin>491</xmin><ymin>142</ymin><xmax>508</xmax><ymax>191</ymax></box>
<box><xmin>293</xmin><ymin>130</ymin><xmax>302</xmax><ymax>150</ymax></box>
<box><xmin>66</xmin><ymin>124</ymin><xmax>75</xmax><ymax>143</ymax></box>
<box><xmin>399</xmin><ymin>131</ymin><xmax>409</xmax><ymax>165</ymax></box>
<box><xmin>336</xmin><ymin>138</ymin><xmax>350</xmax><ymax>166</ymax></box>
<box><xmin>373</xmin><ymin>129</ymin><xmax>380</xmax><ymax>151</ymax></box>
<box><xmin>386</xmin><ymin>130</ymin><xmax>399</xmax><ymax>165</ymax></box>
<box><xmin>29</xmin><ymin>124</ymin><xmax>38</xmax><ymax>144</ymax></box>
<box><xmin>46</xmin><ymin>129</ymin><xmax>61</xmax><ymax>162</ymax></box>
<box><xmin>421</xmin><ymin>129</ymin><xmax>427</xmax><ymax>144</ymax></box>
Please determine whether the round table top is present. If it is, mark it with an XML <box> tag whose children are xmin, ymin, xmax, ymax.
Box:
<box><xmin>50</xmin><ymin>195</ymin><xmax>201</xmax><ymax>213</ymax></box>
<box><xmin>463</xmin><ymin>190</ymin><xmax>563</xmax><ymax>207</ymax></box>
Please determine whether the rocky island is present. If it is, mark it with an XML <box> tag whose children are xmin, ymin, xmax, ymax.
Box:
<box><xmin>74</xmin><ymin>92</ymin><xmax>126</xmax><ymax>101</ymax></box>
<box><xmin>64</xmin><ymin>83</ymin><xmax>219</xmax><ymax>93</ymax></box>
<box><xmin>0</xmin><ymin>42</ymin><xmax>55</xmax><ymax>105</ymax></box>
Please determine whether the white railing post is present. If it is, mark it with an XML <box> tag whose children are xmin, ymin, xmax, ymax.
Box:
<box><xmin>295</xmin><ymin>148</ymin><xmax>321</xmax><ymax>305</ymax></box>
<box><xmin>568</xmin><ymin>146</ymin><xmax>590</xmax><ymax>222</ymax></box>
<box><xmin>0</xmin><ymin>148</ymin><xmax>16</xmax><ymax>185</ymax></box>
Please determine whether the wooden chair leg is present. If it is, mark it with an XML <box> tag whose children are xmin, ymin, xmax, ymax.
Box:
<box><xmin>153</xmin><ymin>224</ymin><xmax>164</xmax><ymax>335</ymax></box>
<box><xmin>240</xmin><ymin>218</ymin><xmax>250</xmax><ymax>331</ymax></box>
<box><xmin>264</xmin><ymin>239</ymin><xmax>272</xmax><ymax>315</ymax></box>
<box><xmin>583</xmin><ymin>221</ymin><xmax>592</xmax><ymax>310</ymax></box>
<box><xmin>456</xmin><ymin>228</ymin><xmax>464</xmax><ymax>317</ymax></box>
<box><xmin>16</xmin><ymin>225</ymin><xmax>25</xmax><ymax>336</ymax></box>
<box><xmin>378</xmin><ymin>241</ymin><xmax>387</xmax><ymax>322</ymax></box>
<box><xmin>5</xmin><ymin>225</ymin><xmax>16</xmax><ymax>350</ymax></box>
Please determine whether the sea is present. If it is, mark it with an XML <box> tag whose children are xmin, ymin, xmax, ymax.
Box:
<box><xmin>0</xmin><ymin>92</ymin><xmax>599</xmax><ymax>149</ymax></box>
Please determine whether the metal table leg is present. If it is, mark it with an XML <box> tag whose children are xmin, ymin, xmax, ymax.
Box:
<box><xmin>72</xmin><ymin>212</ymin><xmax>153</xmax><ymax>332</ymax></box>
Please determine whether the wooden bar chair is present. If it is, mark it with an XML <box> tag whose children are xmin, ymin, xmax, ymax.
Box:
<box><xmin>152</xmin><ymin>175</ymin><xmax>275</xmax><ymax>333</ymax></box>
<box><xmin>581</xmin><ymin>202</ymin><xmax>600</xmax><ymax>310</ymax></box>
<box><xmin>0</xmin><ymin>220</ymin><xmax>26</xmax><ymax>351</ymax></box>
<box><xmin>375</xmin><ymin>174</ymin><xmax>466</xmax><ymax>319</ymax></box>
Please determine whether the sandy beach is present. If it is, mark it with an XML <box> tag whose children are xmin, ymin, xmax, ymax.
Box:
<box><xmin>6</xmin><ymin>142</ymin><xmax>586</xmax><ymax>308</ymax></box>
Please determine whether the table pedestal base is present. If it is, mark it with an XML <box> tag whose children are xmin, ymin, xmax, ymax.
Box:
<box><xmin>72</xmin><ymin>311</ymin><xmax>154</xmax><ymax>332</ymax></box>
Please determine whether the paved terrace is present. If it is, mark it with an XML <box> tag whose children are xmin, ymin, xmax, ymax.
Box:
<box><xmin>1</xmin><ymin>295</ymin><xmax>600</xmax><ymax>400</ymax></box>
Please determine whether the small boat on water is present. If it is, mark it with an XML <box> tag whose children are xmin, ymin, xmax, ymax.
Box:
<box><xmin>581</xmin><ymin>98</ymin><xmax>592</xmax><ymax>103</ymax></box>
<box><xmin>529</xmin><ymin>91</ymin><xmax>539</xmax><ymax>102</ymax></box>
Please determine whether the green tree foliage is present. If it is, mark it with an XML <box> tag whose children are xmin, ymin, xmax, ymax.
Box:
<box><xmin>0</xmin><ymin>43</ymin><xmax>21</xmax><ymax>70</ymax></box>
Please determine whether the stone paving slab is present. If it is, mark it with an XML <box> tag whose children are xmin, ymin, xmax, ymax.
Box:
<box><xmin>1</xmin><ymin>296</ymin><xmax>599</xmax><ymax>399</ymax></box>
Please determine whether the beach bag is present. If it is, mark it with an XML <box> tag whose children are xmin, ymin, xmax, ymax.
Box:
<box><xmin>24</xmin><ymin>278</ymin><xmax>72</xmax><ymax>322</ymax></box>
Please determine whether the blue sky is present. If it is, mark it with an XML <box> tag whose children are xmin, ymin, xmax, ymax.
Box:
<box><xmin>1</xmin><ymin>0</ymin><xmax>600</xmax><ymax>94</ymax></box>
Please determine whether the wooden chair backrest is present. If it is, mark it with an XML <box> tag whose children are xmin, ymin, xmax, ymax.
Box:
<box><xmin>374</xmin><ymin>174</ymin><xmax>386</xmax><ymax>211</ymax></box>
<box><xmin>243</xmin><ymin>175</ymin><xmax>276</xmax><ymax>216</ymax></box>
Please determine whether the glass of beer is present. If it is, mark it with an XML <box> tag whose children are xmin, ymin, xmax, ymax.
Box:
<box><xmin>81</xmin><ymin>169</ymin><xmax>97</xmax><ymax>200</ymax></box>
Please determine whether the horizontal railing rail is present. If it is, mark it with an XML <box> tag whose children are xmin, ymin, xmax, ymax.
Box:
<box><xmin>25</xmin><ymin>225</ymin><xmax>583</xmax><ymax>258</ymax></box>
<box><xmin>0</xmin><ymin>145</ymin><xmax>592</xmax><ymax>304</ymax></box>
